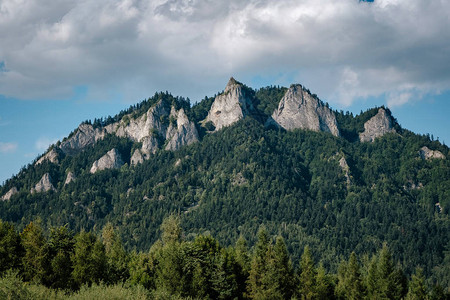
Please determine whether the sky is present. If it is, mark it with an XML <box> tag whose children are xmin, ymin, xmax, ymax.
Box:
<box><xmin>1</xmin><ymin>0</ymin><xmax>450</xmax><ymax>184</ymax></box>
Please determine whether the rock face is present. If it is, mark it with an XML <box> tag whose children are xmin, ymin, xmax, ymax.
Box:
<box><xmin>64</xmin><ymin>171</ymin><xmax>76</xmax><ymax>185</ymax></box>
<box><xmin>204</xmin><ymin>77</ymin><xmax>256</xmax><ymax>130</ymax></box>
<box><xmin>419</xmin><ymin>146</ymin><xmax>445</xmax><ymax>160</ymax></box>
<box><xmin>339</xmin><ymin>156</ymin><xmax>351</xmax><ymax>186</ymax></box>
<box><xmin>267</xmin><ymin>84</ymin><xmax>340</xmax><ymax>137</ymax></box>
<box><xmin>90</xmin><ymin>149</ymin><xmax>124</xmax><ymax>174</ymax></box>
<box><xmin>31</xmin><ymin>173</ymin><xmax>56</xmax><ymax>194</ymax></box>
<box><xmin>107</xmin><ymin>100</ymin><xmax>199</xmax><ymax>158</ymax></box>
<box><xmin>60</xmin><ymin>124</ymin><xmax>106</xmax><ymax>155</ymax></box>
<box><xmin>359</xmin><ymin>108</ymin><xmax>396</xmax><ymax>142</ymax></box>
<box><xmin>1</xmin><ymin>187</ymin><xmax>18</xmax><ymax>201</ymax></box>
<box><xmin>165</xmin><ymin>107</ymin><xmax>199</xmax><ymax>151</ymax></box>
<box><xmin>35</xmin><ymin>148</ymin><xmax>60</xmax><ymax>165</ymax></box>
<box><xmin>131</xmin><ymin>149</ymin><xmax>144</xmax><ymax>166</ymax></box>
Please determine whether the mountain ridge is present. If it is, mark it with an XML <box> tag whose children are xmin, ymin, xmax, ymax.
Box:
<box><xmin>0</xmin><ymin>78</ymin><xmax>448</xmax><ymax>282</ymax></box>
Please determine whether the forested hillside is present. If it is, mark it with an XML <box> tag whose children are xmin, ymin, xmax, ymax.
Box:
<box><xmin>0</xmin><ymin>81</ymin><xmax>449</xmax><ymax>293</ymax></box>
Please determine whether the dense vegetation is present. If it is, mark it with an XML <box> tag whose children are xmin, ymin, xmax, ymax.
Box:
<box><xmin>0</xmin><ymin>86</ymin><xmax>449</xmax><ymax>294</ymax></box>
<box><xmin>0</xmin><ymin>217</ymin><xmax>448</xmax><ymax>299</ymax></box>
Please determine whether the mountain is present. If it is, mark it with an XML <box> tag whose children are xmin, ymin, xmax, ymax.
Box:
<box><xmin>0</xmin><ymin>78</ymin><xmax>449</xmax><ymax>282</ymax></box>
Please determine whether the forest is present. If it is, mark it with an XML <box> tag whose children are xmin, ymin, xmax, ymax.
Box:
<box><xmin>0</xmin><ymin>86</ymin><xmax>449</xmax><ymax>298</ymax></box>
<box><xmin>0</xmin><ymin>216</ymin><xmax>447</xmax><ymax>299</ymax></box>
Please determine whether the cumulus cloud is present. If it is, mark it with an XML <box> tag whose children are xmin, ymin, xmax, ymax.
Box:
<box><xmin>0</xmin><ymin>0</ymin><xmax>449</xmax><ymax>106</ymax></box>
<box><xmin>0</xmin><ymin>142</ymin><xmax>18</xmax><ymax>153</ymax></box>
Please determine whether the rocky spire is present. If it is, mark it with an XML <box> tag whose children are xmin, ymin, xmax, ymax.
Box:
<box><xmin>31</xmin><ymin>173</ymin><xmax>56</xmax><ymax>194</ymax></box>
<box><xmin>1</xmin><ymin>187</ymin><xmax>18</xmax><ymax>201</ymax></box>
<box><xmin>359</xmin><ymin>108</ymin><xmax>396</xmax><ymax>142</ymax></box>
<box><xmin>204</xmin><ymin>77</ymin><xmax>256</xmax><ymax>130</ymax></box>
<box><xmin>419</xmin><ymin>146</ymin><xmax>445</xmax><ymax>160</ymax></box>
<box><xmin>90</xmin><ymin>148</ymin><xmax>124</xmax><ymax>174</ymax></box>
<box><xmin>64</xmin><ymin>171</ymin><xmax>77</xmax><ymax>185</ymax></box>
<box><xmin>35</xmin><ymin>148</ymin><xmax>60</xmax><ymax>165</ymax></box>
<box><xmin>266</xmin><ymin>84</ymin><xmax>340</xmax><ymax>136</ymax></box>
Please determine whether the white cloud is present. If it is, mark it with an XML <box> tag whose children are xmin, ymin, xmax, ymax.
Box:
<box><xmin>0</xmin><ymin>0</ymin><xmax>449</xmax><ymax>106</ymax></box>
<box><xmin>0</xmin><ymin>142</ymin><xmax>18</xmax><ymax>153</ymax></box>
<box><xmin>35</xmin><ymin>137</ymin><xmax>58</xmax><ymax>152</ymax></box>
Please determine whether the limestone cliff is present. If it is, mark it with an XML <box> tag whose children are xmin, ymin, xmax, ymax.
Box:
<box><xmin>267</xmin><ymin>84</ymin><xmax>340</xmax><ymax>136</ymax></box>
<box><xmin>90</xmin><ymin>148</ymin><xmax>124</xmax><ymax>174</ymax></box>
<box><xmin>64</xmin><ymin>171</ymin><xmax>77</xmax><ymax>185</ymax></box>
<box><xmin>1</xmin><ymin>187</ymin><xmax>18</xmax><ymax>201</ymax></box>
<box><xmin>35</xmin><ymin>148</ymin><xmax>60</xmax><ymax>165</ymax></box>
<box><xmin>165</xmin><ymin>107</ymin><xmax>199</xmax><ymax>151</ymax></box>
<box><xmin>419</xmin><ymin>146</ymin><xmax>445</xmax><ymax>160</ymax></box>
<box><xmin>359</xmin><ymin>108</ymin><xmax>396</xmax><ymax>142</ymax></box>
<box><xmin>204</xmin><ymin>77</ymin><xmax>256</xmax><ymax>130</ymax></box>
<box><xmin>131</xmin><ymin>149</ymin><xmax>144</xmax><ymax>166</ymax></box>
<box><xmin>60</xmin><ymin>124</ymin><xmax>106</xmax><ymax>155</ymax></box>
<box><xmin>31</xmin><ymin>173</ymin><xmax>56</xmax><ymax>194</ymax></box>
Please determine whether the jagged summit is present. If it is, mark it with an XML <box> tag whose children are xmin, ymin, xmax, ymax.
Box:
<box><xmin>266</xmin><ymin>84</ymin><xmax>340</xmax><ymax>136</ymax></box>
<box><xmin>359</xmin><ymin>108</ymin><xmax>396</xmax><ymax>142</ymax></box>
<box><xmin>204</xmin><ymin>77</ymin><xmax>256</xmax><ymax>130</ymax></box>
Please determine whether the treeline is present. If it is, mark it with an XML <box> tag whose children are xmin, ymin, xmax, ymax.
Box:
<box><xmin>1</xmin><ymin>217</ymin><xmax>447</xmax><ymax>299</ymax></box>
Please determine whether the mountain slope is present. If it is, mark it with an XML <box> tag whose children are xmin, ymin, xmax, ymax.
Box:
<box><xmin>0</xmin><ymin>79</ymin><xmax>448</xmax><ymax>282</ymax></box>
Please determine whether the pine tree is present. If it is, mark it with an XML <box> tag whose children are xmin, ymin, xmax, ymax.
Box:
<box><xmin>72</xmin><ymin>230</ymin><xmax>107</xmax><ymax>287</ymax></box>
<box><xmin>0</xmin><ymin>220</ymin><xmax>23</xmax><ymax>275</ymax></box>
<box><xmin>248</xmin><ymin>225</ymin><xmax>271</xmax><ymax>299</ymax></box>
<box><xmin>299</xmin><ymin>245</ymin><xmax>317</xmax><ymax>300</ymax></box>
<box><xmin>102</xmin><ymin>222</ymin><xmax>129</xmax><ymax>284</ymax></box>
<box><xmin>336</xmin><ymin>252</ymin><xmax>365</xmax><ymax>299</ymax></box>
<box><xmin>405</xmin><ymin>268</ymin><xmax>427</xmax><ymax>300</ymax></box>
<box><xmin>46</xmin><ymin>225</ymin><xmax>74</xmax><ymax>289</ymax></box>
<box><xmin>20</xmin><ymin>220</ymin><xmax>47</xmax><ymax>283</ymax></box>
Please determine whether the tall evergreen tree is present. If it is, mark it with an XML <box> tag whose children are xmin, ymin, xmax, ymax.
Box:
<box><xmin>102</xmin><ymin>222</ymin><xmax>129</xmax><ymax>284</ymax></box>
<box><xmin>20</xmin><ymin>220</ymin><xmax>47</xmax><ymax>283</ymax></box>
<box><xmin>336</xmin><ymin>252</ymin><xmax>365</xmax><ymax>299</ymax></box>
<box><xmin>406</xmin><ymin>268</ymin><xmax>427</xmax><ymax>300</ymax></box>
<box><xmin>0</xmin><ymin>220</ymin><xmax>23</xmax><ymax>275</ymax></box>
<box><xmin>46</xmin><ymin>225</ymin><xmax>74</xmax><ymax>289</ymax></box>
<box><xmin>299</xmin><ymin>245</ymin><xmax>317</xmax><ymax>300</ymax></box>
<box><xmin>72</xmin><ymin>231</ymin><xmax>107</xmax><ymax>287</ymax></box>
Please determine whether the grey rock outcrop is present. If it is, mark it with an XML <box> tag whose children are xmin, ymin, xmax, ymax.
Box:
<box><xmin>90</xmin><ymin>148</ymin><xmax>124</xmax><ymax>174</ymax></box>
<box><xmin>359</xmin><ymin>108</ymin><xmax>396</xmax><ymax>142</ymax></box>
<box><xmin>1</xmin><ymin>187</ymin><xmax>18</xmax><ymax>201</ymax></box>
<box><xmin>31</xmin><ymin>173</ymin><xmax>56</xmax><ymax>194</ymax></box>
<box><xmin>35</xmin><ymin>148</ymin><xmax>60</xmax><ymax>165</ymax></box>
<box><xmin>64</xmin><ymin>171</ymin><xmax>77</xmax><ymax>185</ymax></box>
<box><xmin>419</xmin><ymin>146</ymin><xmax>445</xmax><ymax>160</ymax></box>
<box><xmin>339</xmin><ymin>156</ymin><xmax>351</xmax><ymax>186</ymax></box>
<box><xmin>267</xmin><ymin>84</ymin><xmax>340</xmax><ymax>136</ymax></box>
<box><xmin>131</xmin><ymin>149</ymin><xmax>144</xmax><ymax>166</ymax></box>
<box><xmin>165</xmin><ymin>107</ymin><xmax>199</xmax><ymax>151</ymax></box>
<box><xmin>107</xmin><ymin>100</ymin><xmax>199</xmax><ymax>157</ymax></box>
<box><xmin>204</xmin><ymin>77</ymin><xmax>256</xmax><ymax>130</ymax></box>
<box><xmin>60</xmin><ymin>124</ymin><xmax>106</xmax><ymax>155</ymax></box>
<box><xmin>112</xmin><ymin>100</ymin><xmax>171</xmax><ymax>142</ymax></box>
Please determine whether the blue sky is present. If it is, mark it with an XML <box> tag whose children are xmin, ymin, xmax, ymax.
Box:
<box><xmin>1</xmin><ymin>0</ymin><xmax>450</xmax><ymax>184</ymax></box>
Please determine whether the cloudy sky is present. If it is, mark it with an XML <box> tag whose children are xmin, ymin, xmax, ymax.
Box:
<box><xmin>1</xmin><ymin>0</ymin><xmax>450</xmax><ymax>183</ymax></box>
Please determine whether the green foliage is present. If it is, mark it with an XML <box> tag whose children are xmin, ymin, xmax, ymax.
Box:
<box><xmin>0</xmin><ymin>220</ymin><xmax>23</xmax><ymax>275</ymax></box>
<box><xmin>72</xmin><ymin>231</ymin><xmax>107</xmax><ymax>287</ymax></box>
<box><xmin>0</xmin><ymin>83</ymin><xmax>449</xmax><ymax>294</ymax></box>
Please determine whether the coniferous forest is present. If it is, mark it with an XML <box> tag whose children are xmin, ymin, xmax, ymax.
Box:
<box><xmin>0</xmin><ymin>83</ymin><xmax>449</xmax><ymax>299</ymax></box>
<box><xmin>0</xmin><ymin>217</ymin><xmax>448</xmax><ymax>299</ymax></box>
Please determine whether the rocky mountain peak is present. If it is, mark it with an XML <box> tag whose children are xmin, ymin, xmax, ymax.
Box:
<box><xmin>35</xmin><ymin>148</ymin><xmax>60</xmax><ymax>166</ymax></box>
<box><xmin>64</xmin><ymin>171</ymin><xmax>77</xmax><ymax>185</ymax></box>
<box><xmin>1</xmin><ymin>187</ymin><xmax>18</xmax><ymax>201</ymax></box>
<box><xmin>31</xmin><ymin>173</ymin><xmax>56</xmax><ymax>194</ymax></box>
<box><xmin>204</xmin><ymin>78</ymin><xmax>255</xmax><ymax>130</ymax></box>
<box><xmin>90</xmin><ymin>148</ymin><xmax>124</xmax><ymax>174</ymax></box>
<box><xmin>60</xmin><ymin>123</ymin><xmax>106</xmax><ymax>155</ymax></box>
<box><xmin>359</xmin><ymin>108</ymin><xmax>396</xmax><ymax>142</ymax></box>
<box><xmin>419</xmin><ymin>146</ymin><xmax>445</xmax><ymax>160</ymax></box>
<box><xmin>266</xmin><ymin>84</ymin><xmax>340</xmax><ymax>136</ymax></box>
